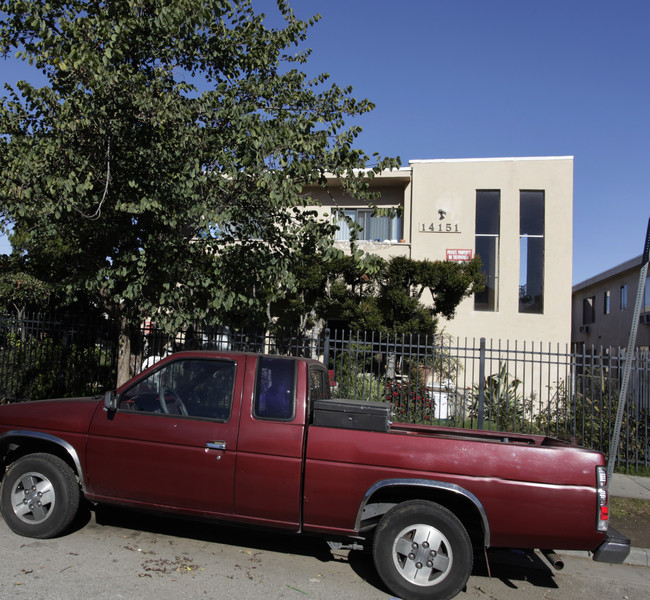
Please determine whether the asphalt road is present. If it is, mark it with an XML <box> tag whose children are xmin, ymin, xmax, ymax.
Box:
<box><xmin>1</xmin><ymin>506</ymin><xmax>649</xmax><ymax>600</ymax></box>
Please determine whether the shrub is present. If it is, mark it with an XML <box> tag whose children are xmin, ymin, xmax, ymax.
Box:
<box><xmin>469</xmin><ymin>362</ymin><xmax>532</xmax><ymax>432</ymax></box>
<box><xmin>386</xmin><ymin>378</ymin><xmax>435</xmax><ymax>424</ymax></box>
<box><xmin>534</xmin><ymin>371</ymin><xmax>649</xmax><ymax>465</ymax></box>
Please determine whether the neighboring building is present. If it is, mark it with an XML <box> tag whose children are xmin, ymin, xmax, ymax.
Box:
<box><xmin>307</xmin><ymin>156</ymin><xmax>574</xmax><ymax>347</ymax></box>
<box><xmin>572</xmin><ymin>256</ymin><xmax>650</xmax><ymax>351</ymax></box>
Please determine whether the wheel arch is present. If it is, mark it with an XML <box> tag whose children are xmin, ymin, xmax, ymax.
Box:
<box><xmin>355</xmin><ymin>479</ymin><xmax>490</xmax><ymax>548</ymax></box>
<box><xmin>0</xmin><ymin>430</ymin><xmax>87</xmax><ymax>493</ymax></box>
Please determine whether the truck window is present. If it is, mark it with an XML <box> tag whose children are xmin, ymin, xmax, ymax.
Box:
<box><xmin>309</xmin><ymin>367</ymin><xmax>330</xmax><ymax>402</ymax></box>
<box><xmin>119</xmin><ymin>359</ymin><xmax>236</xmax><ymax>421</ymax></box>
<box><xmin>253</xmin><ymin>357</ymin><xmax>296</xmax><ymax>421</ymax></box>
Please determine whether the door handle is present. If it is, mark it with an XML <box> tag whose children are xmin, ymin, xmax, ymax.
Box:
<box><xmin>206</xmin><ymin>441</ymin><xmax>226</xmax><ymax>451</ymax></box>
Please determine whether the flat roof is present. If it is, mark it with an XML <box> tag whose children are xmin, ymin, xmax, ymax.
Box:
<box><xmin>409</xmin><ymin>156</ymin><xmax>574</xmax><ymax>164</ymax></box>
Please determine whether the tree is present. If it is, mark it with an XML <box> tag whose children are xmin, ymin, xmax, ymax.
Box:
<box><xmin>0</xmin><ymin>0</ymin><xmax>398</xmax><ymax>384</ymax></box>
<box><xmin>0</xmin><ymin>255</ymin><xmax>52</xmax><ymax>322</ymax></box>
<box><xmin>274</xmin><ymin>253</ymin><xmax>485</xmax><ymax>336</ymax></box>
<box><xmin>355</xmin><ymin>255</ymin><xmax>486</xmax><ymax>335</ymax></box>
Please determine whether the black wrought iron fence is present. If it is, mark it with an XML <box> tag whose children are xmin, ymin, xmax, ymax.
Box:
<box><xmin>326</xmin><ymin>330</ymin><xmax>650</xmax><ymax>471</ymax></box>
<box><xmin>0</xmin><ymin>313</ymin><xmax>118</xmax><ymax>402</ymax></box>
<box><xmin>2</xmin><ymin>313</ymin><xmax>649</xmax><ymax>472</ymax></box>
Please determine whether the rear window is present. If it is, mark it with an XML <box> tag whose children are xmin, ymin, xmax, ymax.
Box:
<box><xmin>253</xmin><ymin>357</ymin><xmax>296</xmax><ymax>421</ymax></box>
<box><xmin>309</xmin><ymin>367</ymin><xmax>331</xmax><ymax>402</ymax></box>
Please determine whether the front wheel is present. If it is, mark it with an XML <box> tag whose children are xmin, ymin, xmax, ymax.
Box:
<box><xmin>0</xmin><ymin>453</ymin><xmax>80</xmax><ymax>539</ymax></box>
<box><xmin>373</xmin><ymin>500</ymin><xmax>473</xmax><ymax>600</ymax></box>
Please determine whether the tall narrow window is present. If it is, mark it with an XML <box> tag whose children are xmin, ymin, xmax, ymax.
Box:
<box><xmin>583</xmin><ymin>296</ymin><xmax>595</xmax><ymax>324</ymax></box>
<box><xmin>519</xmin><ymin>191</ymin><xmax>545</xmax><ymax>314</ymax></box>
<box><xmin>603</xmin><ymin>290</ymin><xmax>611</xmax><ymax>315</ymax></box>
<box><xmin>474</xmin><ymin>190</ymin><xmax>500</xmax><ymax>311</ymax></box>
<box><xmin>620</xmin><ymin>285</ymin><xmax>628</xmax><ymax>310</ymax></box>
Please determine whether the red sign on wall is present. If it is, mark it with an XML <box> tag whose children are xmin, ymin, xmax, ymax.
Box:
<box><xmin>446</xmin><ymin>249</ymin><xmax>473</xmax><ymax>262</ymax></box>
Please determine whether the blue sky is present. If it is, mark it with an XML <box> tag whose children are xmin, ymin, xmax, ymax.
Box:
<box><xmin>2</xmin><ymin>0</ymin><xmax>649</xmax><ymax>284</ymax></box>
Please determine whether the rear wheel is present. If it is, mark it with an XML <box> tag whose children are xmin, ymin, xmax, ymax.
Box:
<box><xmin>373</xmin><ymin>500</ymin><xmax>473</xmax><ymax>600</ymax></box>
<box><xmin>0</xmin><ymin>453</ymin><xmax>80</xmax><ymax>539</ymax></box>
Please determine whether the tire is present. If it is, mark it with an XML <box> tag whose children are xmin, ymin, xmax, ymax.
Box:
<box><xmin>373</xmin><ymin>500</ymin><xmax>473</xmax><ymax>600</ymax></box>
<box><xmin>0</xmin><ymin>453</ymin><xmax>80</xmax><ymax>539</ymax></box>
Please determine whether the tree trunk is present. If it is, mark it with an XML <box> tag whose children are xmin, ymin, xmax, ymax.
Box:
<box><xmin>116</xmin><ymin>319</ymin><xmax>132</xmax><ymax>387</ymax></box>
<box><xmin>14</xmin><ymin>306</ymin><xmax>26</xmax><ymax>341</ymax></box>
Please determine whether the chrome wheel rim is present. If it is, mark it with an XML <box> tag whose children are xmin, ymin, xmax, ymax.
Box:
<box><xmin>391</xmin><ymin>523</ymin><xmax>453</xmax><ymax>587</ymax></box>
<box><xmin>10</xmin><ymin>471</ymin><xmax>56</xmax><ymax>524</ymax></box>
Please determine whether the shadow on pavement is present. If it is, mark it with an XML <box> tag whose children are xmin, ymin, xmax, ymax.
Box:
<box><xmin>91</xmin><ymin>505</ymin><xmax>335</xmax><ymax>562</ymax></box>
<box><xmin>88</xmin><ymin>506</ymin><xmax>559</xmax><ymax>596</ymax></box>
<box><xmin>474</xmin><ymin>548</ymin><xmax>559</xmax><ymax>592</ymax></box>
<box><xmin>90</xmin><ymin>505</ymin><xmax>394</xmax><ymax>594</ymax></box>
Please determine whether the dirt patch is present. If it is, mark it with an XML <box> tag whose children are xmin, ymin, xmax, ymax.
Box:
<box><xmin>609</xmin><ymin>497</ymin><xmax>650</xmax><ymax>549</ymax></box>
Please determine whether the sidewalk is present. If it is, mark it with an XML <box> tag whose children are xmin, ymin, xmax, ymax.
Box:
<box><xmin>610</xmin><ymin>473</ymin><xmax>650</xmax><ymax>567</ymax></box>
<box><xmin>610</xmin><ymin>473</ymin><xmax>650</xmax><ymax>500</ymax></box>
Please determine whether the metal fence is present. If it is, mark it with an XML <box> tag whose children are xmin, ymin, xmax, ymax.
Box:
<box><xmin>0</xmin><ymin>313</ymin><xmax>118</xmax><ymax>401</ymax></box>
<box><xmin>2</xmin><ymin>313</ymin><xmax>649</xmax><ymax>472</ymax></box>
<box><xmin>325</xmin><ymin>331</ymin><xmax>650</xmax><ymax>470</ymax></box>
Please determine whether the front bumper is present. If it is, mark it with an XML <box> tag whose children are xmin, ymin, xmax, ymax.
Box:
<box><xmin>592</xmin><ymin>527</ymin><xmax>631</xmax><ymax>564</ymax></box>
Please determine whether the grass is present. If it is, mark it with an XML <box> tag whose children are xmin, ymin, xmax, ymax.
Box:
<box><xmin>610</xmin><ymin>496</ymin><xmax>650</xmax><ymax>519</ymax></box>
<box><xmin>615</xmin><ymin>465</ymin><xmax>650</xmax><ymax>478</ymax></box>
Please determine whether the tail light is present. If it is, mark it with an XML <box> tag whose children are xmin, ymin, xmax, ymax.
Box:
<box><xmin>596</xmin><ymin>466</ymin><xmax>608</xmax><ymax>532</ymax></box>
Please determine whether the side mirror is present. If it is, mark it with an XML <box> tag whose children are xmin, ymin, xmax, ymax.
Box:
<box><xmin>104</xmin><ymin>390</ymin><xmax>118</xmax><ymax>412</ymax></box>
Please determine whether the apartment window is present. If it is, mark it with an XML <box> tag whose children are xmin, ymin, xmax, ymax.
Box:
<box><xmin>334</xmin><ymin>208</ymin><xmax>402</xmax><ymax>242</ymax></box>
<box><xmin>603</xmin><ymin>290</ymin><xmax>611</xmax><ymax>315</ymax></box>
<box><xmin>474</xmin><ymin>190</ymin><xmax>500</xmax><ymax>311</ymax></box>
<box><xmin>519</xmin><ymin>191</ymin><xmax>545</xmax><ymax>314</ymax></box>
<box><xmin>644</xmin><ymin>278</ymin><xmax>650</xmax><ymax>312</ymax></box>
<box><xmin>583</xmin><ymin>296</ymin><xmax>595</xmax><ymax>324</ymax></box>
<box><xmin>620</xmin><ymin>285</ymin><xmax>628</xmax><ymax>310</ymax></box>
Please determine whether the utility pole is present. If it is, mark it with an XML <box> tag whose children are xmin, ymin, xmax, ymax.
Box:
<box><xmin>607</xmin><ymin>217</ymin><xmax>650</xmax><ymax>486</ymax></box>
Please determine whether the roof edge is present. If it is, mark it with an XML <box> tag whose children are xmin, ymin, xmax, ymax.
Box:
<box><xmin>409</xmin><ymin>156</ymin><xmax>574</xmax><ymax>164</ymax></box>
<box><xmin>573</xmin><ymin>255</ymin><xmax>644</xmax><ymax>292</ymax></box>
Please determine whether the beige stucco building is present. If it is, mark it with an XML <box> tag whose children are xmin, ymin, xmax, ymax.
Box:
<box><xmin>308</xmin><ymin>156</ymin><xmax>574</xmax><ymax>347</ymax></box>
<box><xmin>572</xmin><ymin>256</ymin><xmax>650</xmax><ymax>351</ymax></box>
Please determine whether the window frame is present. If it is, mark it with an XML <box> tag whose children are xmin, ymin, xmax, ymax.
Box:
<box><xmin>308</xmin><ymin>366</ymin><xmax>331</xmax><ymax>403</ymax></box>
<box><xmin>118</xmin><ymin>357</ymin><xmax>237</xmax><ymax>422</ymax></box>
<box><xmin>333</xmin><ymin>207</ymin><xmax>403</xmax><ymax>242</ymax></box>
<box><xmin>253</xmin><ymin>356</ymin><xmax>298</xmax><ymax>422</ymax></box>
<box><xmin>620</xmin><ymin>284</ymin><xmax>629</xmax><ymax>310</ymax></box>
<box><xmin>474</xmin><ymin>190</ymin><xmax>501</xmax><ymax>312</ymax></box>
<box><xmin>583</xmin><ymin>296</ymin><xmax>596</xmax><ymax>325</ymax></box>
<box><xmin>518</xmin><ymin>190</ymin><xmax>545</xmax><ymax>314</ymax></box>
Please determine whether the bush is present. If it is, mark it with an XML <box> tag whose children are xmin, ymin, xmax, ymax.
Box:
<box><xmin>386</xmin><ymin>378</ymin><xmax>436</xmax><ymax>424</ymax></box>
<box><xmin>336</xmin><ymin>372</ymin><xmax>386</xmax><ymax>403</ymax></box>
<box><xmin>534</xmin><ymin>371</ymin><xmax>649</xmax><ymax>465</ymax></box>
<box><xmin>329</xmin><ymin>341</ymin><xmax>386</xmax><ymax>403</ymax></box>
<box><xmin>469</xmin><ymin>362</ymin><xmax>532</xmax><ymax>432</ymax></box>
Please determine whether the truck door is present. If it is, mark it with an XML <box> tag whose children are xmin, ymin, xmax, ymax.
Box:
<box><xmin>85</xmin><ymin>355</ymin><xmax>246</xmax><ymax>516</ymax></box>
<box><xmin>234</xmin><ymin>356</ymin><xmax>309</xmax><ymax>529</ymax></box>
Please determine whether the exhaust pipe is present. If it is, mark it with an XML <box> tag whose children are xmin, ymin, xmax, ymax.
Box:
<box><xmin>541</xmin><ymin>549</ymin><xmax>564</xmax><ymax>571</ymax></box>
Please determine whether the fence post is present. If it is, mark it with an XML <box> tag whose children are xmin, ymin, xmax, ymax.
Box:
<box><xmin>478</xmin><ymin>337</ymin><xmax>486</xmax><ymax>430</ymax></box>
<box><xmin>323</xmin><ymin>328</ymin><xmax>330</xmax><ymax>367</ymax></box>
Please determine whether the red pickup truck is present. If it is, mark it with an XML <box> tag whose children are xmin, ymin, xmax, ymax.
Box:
<box><xmin>0</xmin><ymin>351</ymin><xmax>630</xmax><ymax>600</ymax></box>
